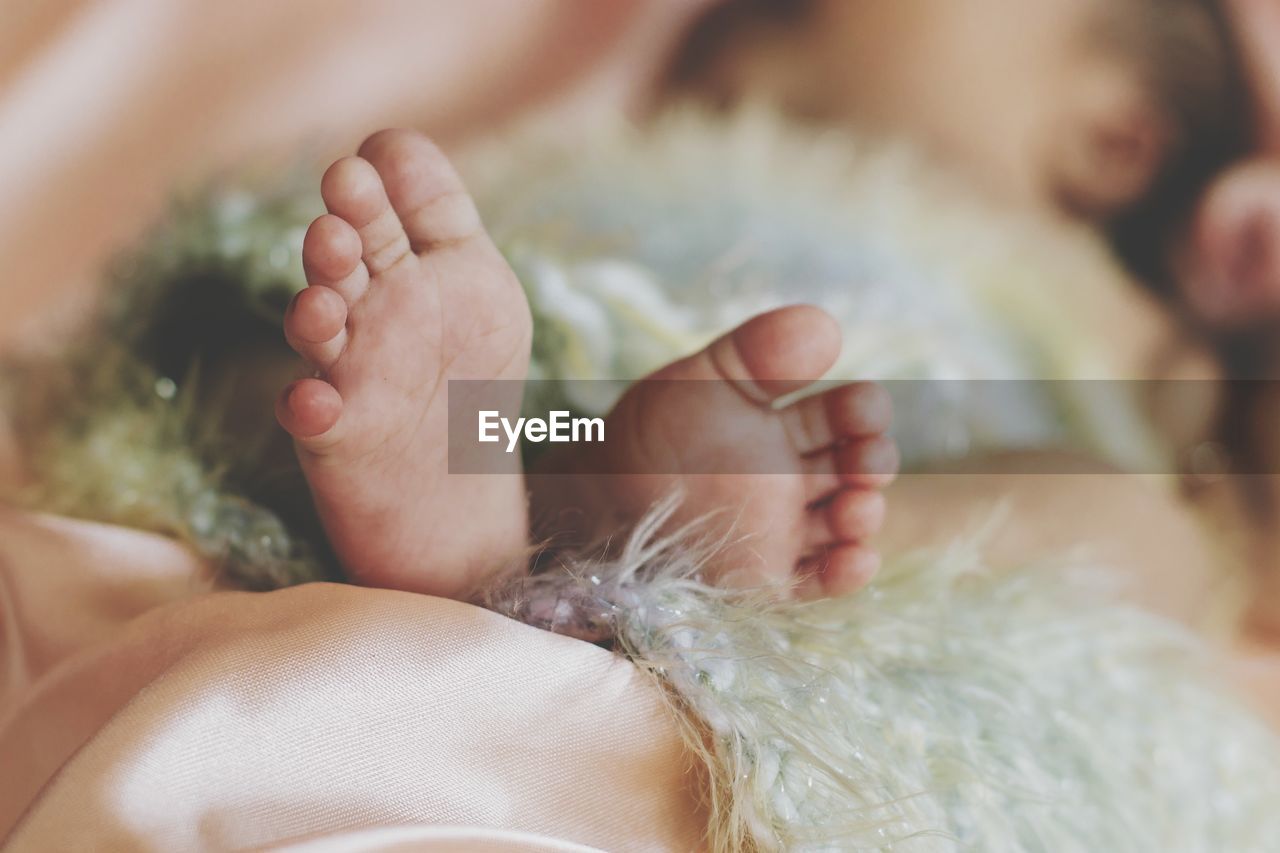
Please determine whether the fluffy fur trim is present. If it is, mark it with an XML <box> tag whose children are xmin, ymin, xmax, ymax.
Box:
<box><xmin>489</xmin><ymin>501</ymin><xmax>1280</xmax><ymax>852</ymax></box>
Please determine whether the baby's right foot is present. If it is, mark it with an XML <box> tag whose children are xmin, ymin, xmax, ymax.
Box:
<box><xmin>533</xmin><ymin>307</ymin><xmax>897</xmax><ymax>598</ymax></box>
<box><xmin>276</xmin><ymin>130</ymin><xmax>531</xmax><ymax>598</ymax></box>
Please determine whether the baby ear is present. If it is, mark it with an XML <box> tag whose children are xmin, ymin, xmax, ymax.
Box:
<box><xmin>1181</xmin><ymin>160</ymin><xmax>1280</xmax><ymax>327</ymax></box>
<box><xmin>1048</xmin><ymin>68</ymin><xmax>1172</xmax><ymax>220</ymax></box>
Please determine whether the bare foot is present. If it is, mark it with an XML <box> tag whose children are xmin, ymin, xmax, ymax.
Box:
<box><xmin>276</xmin><ymin>129</ymin><xmax>531</xmax><ymax>597</ymax></box>
<box><xmin>531</xmin><ymin>306</ymin><xmax>897</xmax><ymax>598</ymax></box>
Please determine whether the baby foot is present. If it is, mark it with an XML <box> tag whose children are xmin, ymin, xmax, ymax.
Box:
<box><xmin>276</xmin><ymin>129</ymin><xmax>531</xmax><ymax>597</ymax></box>
<box><xmin>532</xmin><ymin>306</ymin><xmax>897</xmax><ymax>598</ymax></box>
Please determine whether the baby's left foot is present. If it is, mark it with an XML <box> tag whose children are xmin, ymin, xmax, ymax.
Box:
<box><xmin>276</xmin><ymin>130</ymin><xmax>531</xmax><ymax>597</ymax></box>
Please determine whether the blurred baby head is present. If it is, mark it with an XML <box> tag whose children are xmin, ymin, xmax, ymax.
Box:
<box><xmin>665</xmin><ymin>0</ymin><xmax>1247</xmax><ymax>227</ymax></box>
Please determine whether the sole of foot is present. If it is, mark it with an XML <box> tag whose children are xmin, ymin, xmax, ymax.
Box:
<box><xmin>276</xmin><ymin>129</ymin><xmax>532</xmax><ymax>598</ymax></box>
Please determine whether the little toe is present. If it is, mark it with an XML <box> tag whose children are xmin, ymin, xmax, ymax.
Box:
<box><xmin>836</xmin><ymin>435</ymin><xmax>900</xmax><ymax>488</ymax></box>
<box><xmin>797</xmin><ymin>544</ymin><xmax>880</xmax><ymax>599</ymax></box>
<box><xmin>818</xmin><ymin>544</ymin><xmax>881</xmax><ymax>598</ymax></box>
<box><xmin>321</xmin><ymin>155</ymin><xmax>412</xmax><ymax>275</ymax></box>
<box><xmin>705</xmin><ymin>305</ymin><xmax>842</xmax><ymax>405</ymax></box>
<box><xmin>284</xmin><ymin>286</ymin><xmax>348</xmax><ymax>369</ymax></box>
<box><xmin>275</xmin><ymin>378</ymin><xmax>344</xmax><ymax>446</ymax></box>
<box><xmin>303</xmin><ymin>214</ymin><xmax>370</xmax><ymax>303</ymax></box>
<box><xmin>357</xmin><ymin>128</ymin><xmax>483</xmax><ymax>250</ymax></box>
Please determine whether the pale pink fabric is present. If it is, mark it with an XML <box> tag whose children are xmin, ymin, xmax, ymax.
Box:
<box><xmin>270</xmin><ymin>825</ymin><xmax>609</xmax><ymax>851</ymax></box>
<box><xmin>0</xmin><ymin>0</ymin><xmax>709</xmax><ymax>355</ymax></box>
<box><xmin>0</xmin><ymin>510</ymin><xmax>705</xmax><ymax>851</ymax></box>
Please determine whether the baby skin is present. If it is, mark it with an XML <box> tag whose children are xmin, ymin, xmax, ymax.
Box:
<box><xmin>276</xmin><ymin>129</ymin><xmax>897</xmax><ymax>600</ymax></box>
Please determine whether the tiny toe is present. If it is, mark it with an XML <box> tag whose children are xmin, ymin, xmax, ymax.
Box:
<box><xmin>357</xmin><ymin>128</ymin><xmax>483</xmax><ymax>250</ymax></box>
<box><xmin>285</xmin><ymin>286</ymin><xmax>348</xmax><ymax>369</ymax></box>
<box><xmin>321</xmin><ymin>155</ymin><xmax>411</xmax><ymax>275</ymax></box>
<box><xmin>784</xmin><ymin>381</ymin><xmax>891</xmax><ymax>455</ymax></box>
<box><xmin>819</xmin><ymin>545</ymin><xmax>881</xmax><ymax>598</ymax></box>
<box><xmin>707</xmin><ymin>305</ymin><xmax>842</xmax><ymax>405</ymax></box>
<box><xmin>276</xmin><ymin>378</ymin><xmax>344</xmax><ymax>444</ymax></box>
<box><xmin>303</xmin><ymin>214</ymin><xmax>370</xmax><ymax>302</ymax></box>
<box><xmin>827</xmin><ymin>489</ymin><xmax>887</xmax><ymax>541</ymax></box>
<box><xmin>836</xmin><ymin>435</ymin><xmax>900</xmax><ymax>488</ymax></box>
<box><xmin>798</xmin><ymin>544</ymin><xmax>880</xmax><ymax>600</ymax></box>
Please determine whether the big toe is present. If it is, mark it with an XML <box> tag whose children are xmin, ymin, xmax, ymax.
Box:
<box><xmin>656</xmin><ymin>305</ymin><xmax>842</xmax><ymax>404</ymax></box>
<box><xmin>719</xmin><ymin>306</ymin><xmax>841</xmax><ymax>401</ymax></box>
<box><xmin>357</xmin><ymin>128</ymin><xmax>483</xmax><ymax>250</ymax></box>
